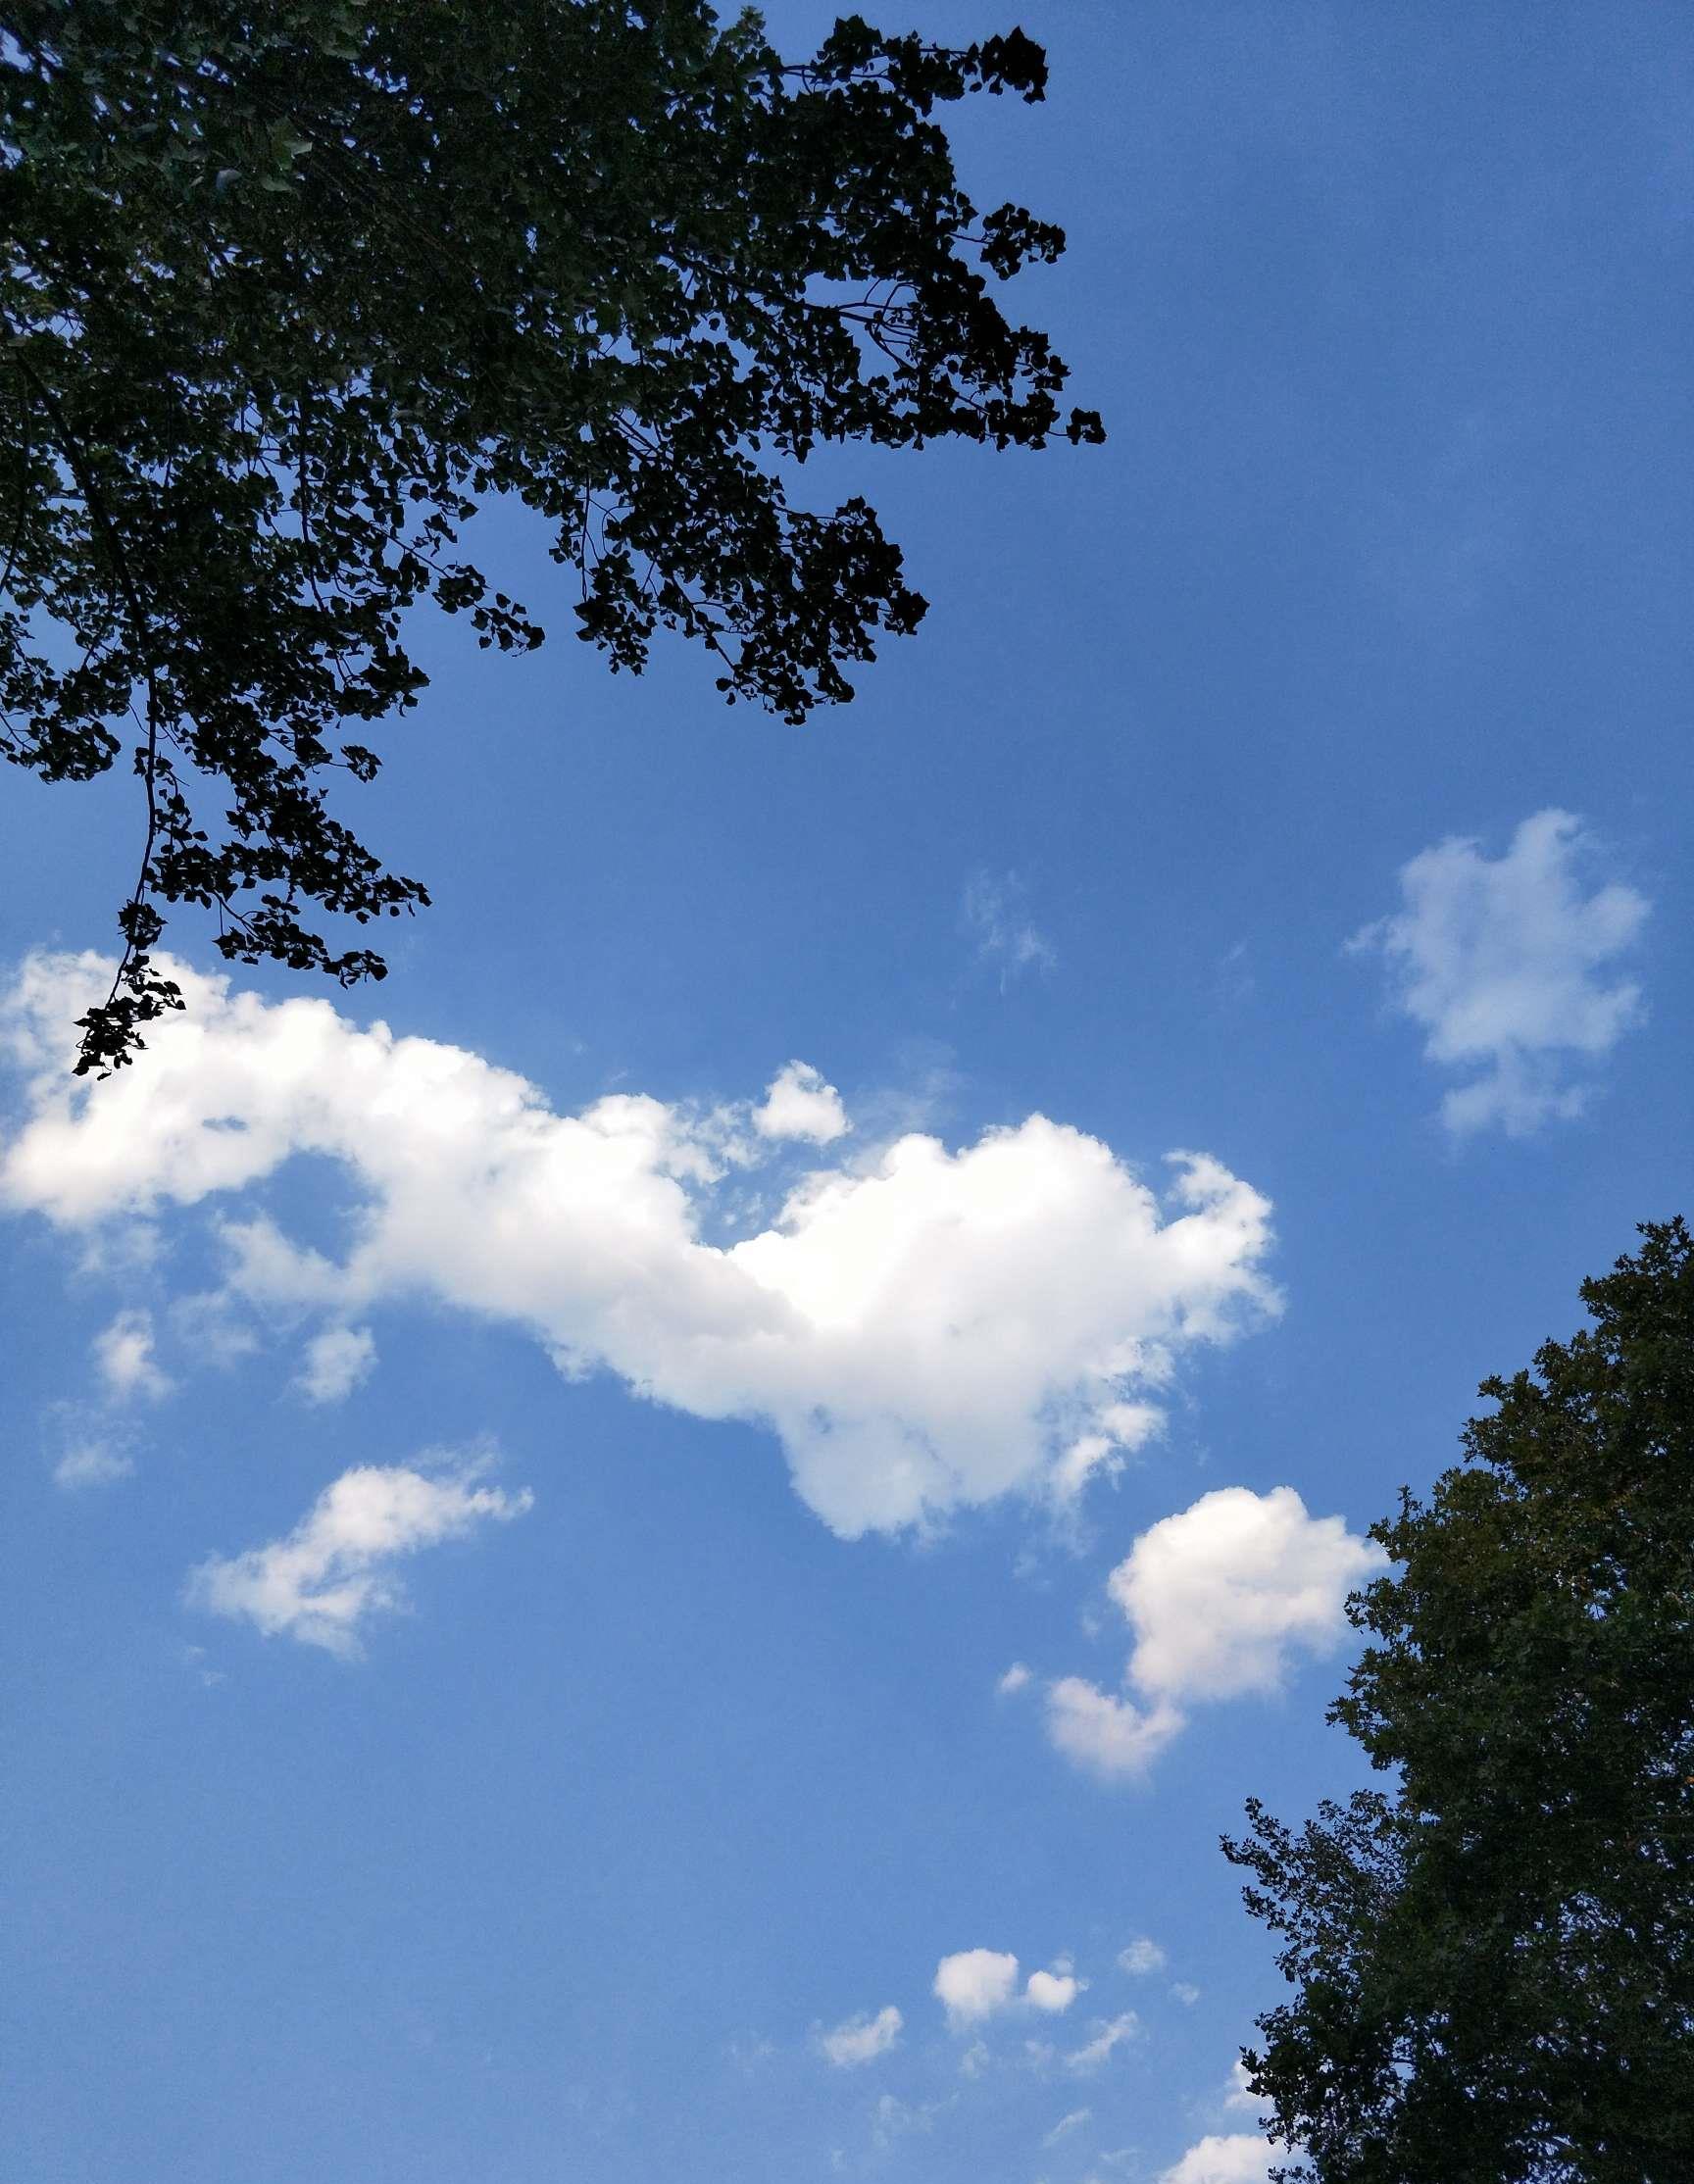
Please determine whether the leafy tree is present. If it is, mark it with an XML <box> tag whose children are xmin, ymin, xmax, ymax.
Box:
<box><xmin>0</xmin><ymin>2</ymin><xmax>1101</xmax><ymax>1071</ymax></box>
<box><xmin>1225</xmin><ymin>1218</ymin><xmax>1694</xmax><ymax>2184</ymax></box>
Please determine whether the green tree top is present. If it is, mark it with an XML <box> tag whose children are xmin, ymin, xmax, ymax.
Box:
<box><xmin>1226</xmin><ymin>1218</ymin><xmax>1694</xmax><ymax>2183</ymax></box>
<box><xmin>1</xmin><ymin>1</ymin><xmax>1101</xmax><ymax>1070</ymax></box>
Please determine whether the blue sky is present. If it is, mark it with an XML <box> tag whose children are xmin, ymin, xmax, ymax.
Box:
<box><xmin>2</xmin><ymin>6</ymin><xmax>1690</xmax><ymax>2182</ymax></box>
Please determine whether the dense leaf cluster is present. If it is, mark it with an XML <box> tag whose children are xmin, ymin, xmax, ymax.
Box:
<box><xmin>0</xmin><ymin>1</ymin><xmax>1101</xmax><ymax>1069</ymax></box>
<box><xmin>1226</xmin><ymin>1219</ymin><xmax>1694</xmax><ymax>2183</ymax></box>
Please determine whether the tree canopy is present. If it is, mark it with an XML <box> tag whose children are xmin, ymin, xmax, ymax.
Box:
<box><xmin>0</xmin><ymin>1</ymin><xmax>1101</xmax><ymax>1071</ymax></box>
<box><xmin>1225</xmin><ymin>1218</ymin><xmax>1694</xmax><ymax>2183</ymax></box>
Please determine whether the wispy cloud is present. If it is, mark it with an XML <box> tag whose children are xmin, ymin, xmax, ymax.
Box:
<box><xmin>294</xmin><ymin>1324</ymin><xmax>376</xmax><ymax>1406</ymax></box>
<box><xmin>1351</xmin><ymin>809</ymin><xmax>1649</xmax><ymax>1135</ymax></box>
<box><xmin>185</xmin><ymin>1446</ymin><xmax>532</xmax><ymax>1656</ymax></box>
<box><xmin>816</xmin><ymin>2005</ymin><xmax>902</xmax><ymax>2068</ymax></box>
<box><xmin>53</xmin><ymin>1437</ymin><xmax>135</xmax><ymax>1490</ymax></box>
<box><xmin>1066</xmin><ymin>2011</ymin><xmax>1139</xmax><ymax>2074</ymax></box>
<box><xmin>962</xmin><ymin>870</ymin><xmax>1057</xmax><ymax>986</ymax></box>
<box><xmin>1044</xmin><ymin>2107</ymin><xmax>1092</xmax><ymax>2147</ymax></box>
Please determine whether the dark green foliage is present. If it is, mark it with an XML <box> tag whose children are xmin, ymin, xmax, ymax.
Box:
<box><xmin>0</xmin><ymin>2</ymin><xmax>1101</xmax><ymax>1070</ymax></box>
<box><xmin>1225</xmin><ymin>1219</ymin><xmax>1694</xmax><ymax>2182</ymax></box>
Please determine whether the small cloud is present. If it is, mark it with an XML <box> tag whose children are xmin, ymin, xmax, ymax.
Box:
<box><xmin>171</xmin><ymin>1293</ymin><xmax>261</xmax><ymax>1369</ymax></box>
<box><xmin>1066</xmin><ymin>2012</ymin><xmax>1139</xmax><ymax>2074</ymax></box>
<box><xmin>179</xmin><ymin>1643</ymin><xmax>227</xmax><ymax>1690</ymax></box>
<box><xmin>1044</xmin><ymin>2108</ymin><xmax>1092</xmax><ymax>2148</ymax></box>
<box><xmin>934</xmin><ymin>1948</ymin><xmax>1021</xmax><ymax>2027</ymax></box>
<box><xmin>1350</xmin><ymin>808</ymin><xmax>1649</xmax><ymax>1136</ymax></box>
<box><xmin>295</xmin><ymin>1324</ymin><xmax>377</xmax><ymax>1405</ymax></box>
<box><xmin>1224</xmin><ymin>2059</ymin><xmax>1259</xmax><ymax>2112</ymax></box>
<box><xmin>872</xmin><ymin>2092</ymin><xmax>954</xmax><ymax>2151</ymax></box>
<box><xmin>998</xmin><ymin>1661</ymin><xmax>1034</xmax><ymax>1696</ymax></box>
<box><xmin>93</xmin><ymin>1309</ymin><xmax>172</xmax><ymax>1402</ymax></box>
<box><xmin>958</xmin><ymin>2040</ymin><xmax>991</xmax><ymax>2078</ymax></box>
<box><xmin>1025</xmin><ymin>1963</ymin><xmax>1084</xmax><ymax>2014</ymax></box>
<box><xmin>1156</xmin><ymin>2134</ymin><xmax>1273</xmax><ymax>2184</ymax></box>
<box><xmin>1051</xmin><ymin>1403</ymin><xmax>1162</xmax><ymax>1507</ymax></box>
<box><xmin>1117</xmin><ymin>1937</ymin><xmax>1166</xmax><ymax>1976</ymax></box>
<box><xmin>752</xmin><ymin>1061</ymin><xmax>849</xmax><ymax>1145</ymax></box>
<box><xmin>185</xmin><ymin>1445</ymin><xmax>532</xmax><ymax>1656</ymax></box>
<box><xmin>1046</xmin><ymin>1680</ymin><xmax>1185</xmax><ymax>1781</ymax></box>
<box><xmin>1171</xmin><ymin>1983</ymin><xmax>1202</xmax><ymax>2007</ymax></box>
<box><xmin>817</xmin><ymin>2005</ymin><xmax>902</xmax><ymax>2068</ymax></box>
<box><xmin>53</xmin><ymin>1438</ymin><xmax>135</xmax><ymax>1490</ymax></box>
<box><xmin>963</xmin><ymin>870</ymin><xmax>1058</xmax><ymax>987</ymax></box>
<box><xmin>1044</xmin><ymin>1486</ymin><xmax>1381</xmax><ymax>1781</ymax></box>
<box><xmin>1214</xmin><ymin>941</ymin><xmax>1256</xmax><ymax>1007</ymax></box>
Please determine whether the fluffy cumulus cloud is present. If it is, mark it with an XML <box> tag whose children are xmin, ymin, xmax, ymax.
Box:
<box><xmin>933</xmin><ymin>1949</ymin><xmax>1021</xmax><ymax>2026</ymax></box>
<box><xmin>1</xmin><ymin>955</ymin><xmax>1277</xmax><ymax>1540</ymax></box>
<box><xmin>1025</xmin><ymin>1964</ymin><xmax>1083</xmax><ymax>2013</ymax></box>
<box><xmin>753</xmin><ymin>1061</ymin><xmax>849</xmax><ymax>1145</ymax></box>
<box><xmin>1047</xmin><ymin>1680</ymin><xmax>1186</xmax><ymax>1778</ymax></box>
<box><xmin>1158</xmin><ymin>2134</ymin><xmax>1274</xmax><ymax>2184</ymax></box>
<box><xmin>817</xmin><ymin>2005</ymin><xmax>902</xmax><ymax>2067</ymax></box>
<box><xmin>186</xmin><ymin>1448</ymin><xmax>532</xmax><ymax>1656</ymax></box>
<box><xmin>93</xmin><ymin>1308</ymin><xmax>172</xmax><ymax>1401</ymax></box>
<box><xmin>931</xmin><ymin>1950</ymin><xmax>1080</xmax><ymax>2029</ymax></box>
<box><xmin>1351</xmin><ymin>808</ymin><xmax>1649</xmax><ymax>1134</ymax></box>
<box><xmin>1046</xmin><ymin>1487</ymin><xmax>1382</xmax><ymax>1779</ymax></box>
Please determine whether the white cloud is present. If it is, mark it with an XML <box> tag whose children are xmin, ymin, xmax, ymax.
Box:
<box><xmin>997</xmin><ymin>1661</ymin><xmax>1034</xmax><ymax>1696</ymax></box>
<box><xmin>1066</xmin><ymin>2012</ymin><xmax>1139</xmax><ymax>2074</ymax></box>
<box><xmin>1025</xmin><ymin>1964</ymin><xmax>1083</xmax><ymax>2013</ymax></box>
<box><xmin>2</xmin><ymin>955</ymin><xmax>1277</xmax><ymax>1541</ymax></box>
<box><xmin>753</xmin><ymin>1062</ymin><xmax>849</xmax><ymax>1145</ymax></box>
<box><xmin>1046</xmin><ymin>1487</ymin><xmax>1381</xmax><ymax>1779</ymax></box>
<box><xmin>1351</xmin><ymin>808</ymin><xmax>1649</xmax><ymax>1135</ymax></box>
<box><xmin>1046</xmin><ymin>1681</ymin><xmax>1185</xmax><ymax>1778</ymax></box>
<box><xmin>1225</xmin><ymin>2060</ymin><xmax>1260</xmax><ymax>2112</ymax></box>
<box><xmin>185</xmin><ymin>1448</ymin><xmax>532</xmax><ymax>1656</ymax></box>
<box><xmin>1044</xmin><ymin>2108</ymin><xmax>1092</xmax><ymax>2147</ymax></box>
<box><xmin>93</xmin><ymin>1307</ymin><xmax>171</xmax><ymax>1401</ymax></box>
<box><xmin>1171</xmin><ymin>1983</ymin><xmax>1201</xmax><ymax>2007</ymax></box>
<box><xmin>817</xmin><ymin>2005</ymin><xmax>902</xmax><ymax>2067</ymax></box>
<box><xmin>1158</xmin><ymin>2135</ymin><xmax>1273</xmax><ymax>2184</ymax></box>
<box><xmin>1052</xmin><ymin>1401</ymin><xmax>1163</xmax><ymax>1504</ymax></box>
<box><xmin>930</xmin><ymin>1950</ymin><xmax>1082</xmax><ymax>2029</ymax></box>
<box><xmin>53</xmin><ymin>1438</ymin><xmax>135</xmax><ymax>1489</ymax></box>
<box><xmin>934</xmin><ymin>1949</ymin><xmax>1021</xmax><ymax>2026</ymax></box>
<box><xmin>295</xmin><ymin>1324</ymin><xmax>376</xmax><ymax>1405</ymax></box>
<box><xmin>963</xmin><ymin>870</ymin><xmax>1058</xmax><ymax>984</ymax></box>
<box><xmin>1114</xmin><ymin>1486</ymin><xmax>1382</xmax><ymax>1702</ymax></box>
<box><xmin>872</xmin><ymin>2092</ymin><xmax>953</xmax><ymax>2149</ymax></box>
<box><xmin>1117</xmin><ymin>1937</ymin><xmax>1166</xmax><ymax>1976</ymax></box>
